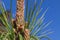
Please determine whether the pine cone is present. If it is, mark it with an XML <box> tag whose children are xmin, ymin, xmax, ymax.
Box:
<box><xmin>24</xmin><ymin>29</ymin><xmax>30</xmax><ymax>40</ymax></box>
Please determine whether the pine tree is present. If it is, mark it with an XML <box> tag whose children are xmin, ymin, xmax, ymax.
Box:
<box><xmin>0</xmin><ymin>0</ymin><xmax>52</xmax><ymax>40</ymax></box>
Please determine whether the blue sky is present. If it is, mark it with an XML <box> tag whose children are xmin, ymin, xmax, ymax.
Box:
<box><xmin>2</xmin><ymin>0</ymin><xmax>60</xmax><ymax>40</ymax></box>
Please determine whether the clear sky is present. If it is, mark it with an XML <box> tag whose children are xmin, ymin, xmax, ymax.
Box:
<box><xmin>2</xmin><ymin>0</ymin><xmax>60</xmax><ymax>40</ymax></box>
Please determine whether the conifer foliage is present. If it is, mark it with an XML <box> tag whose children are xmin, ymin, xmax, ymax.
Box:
<box><xmin>0</xmin><ymin>0</ymin><xmax>52</xmax><ymax>40</ymax></box>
